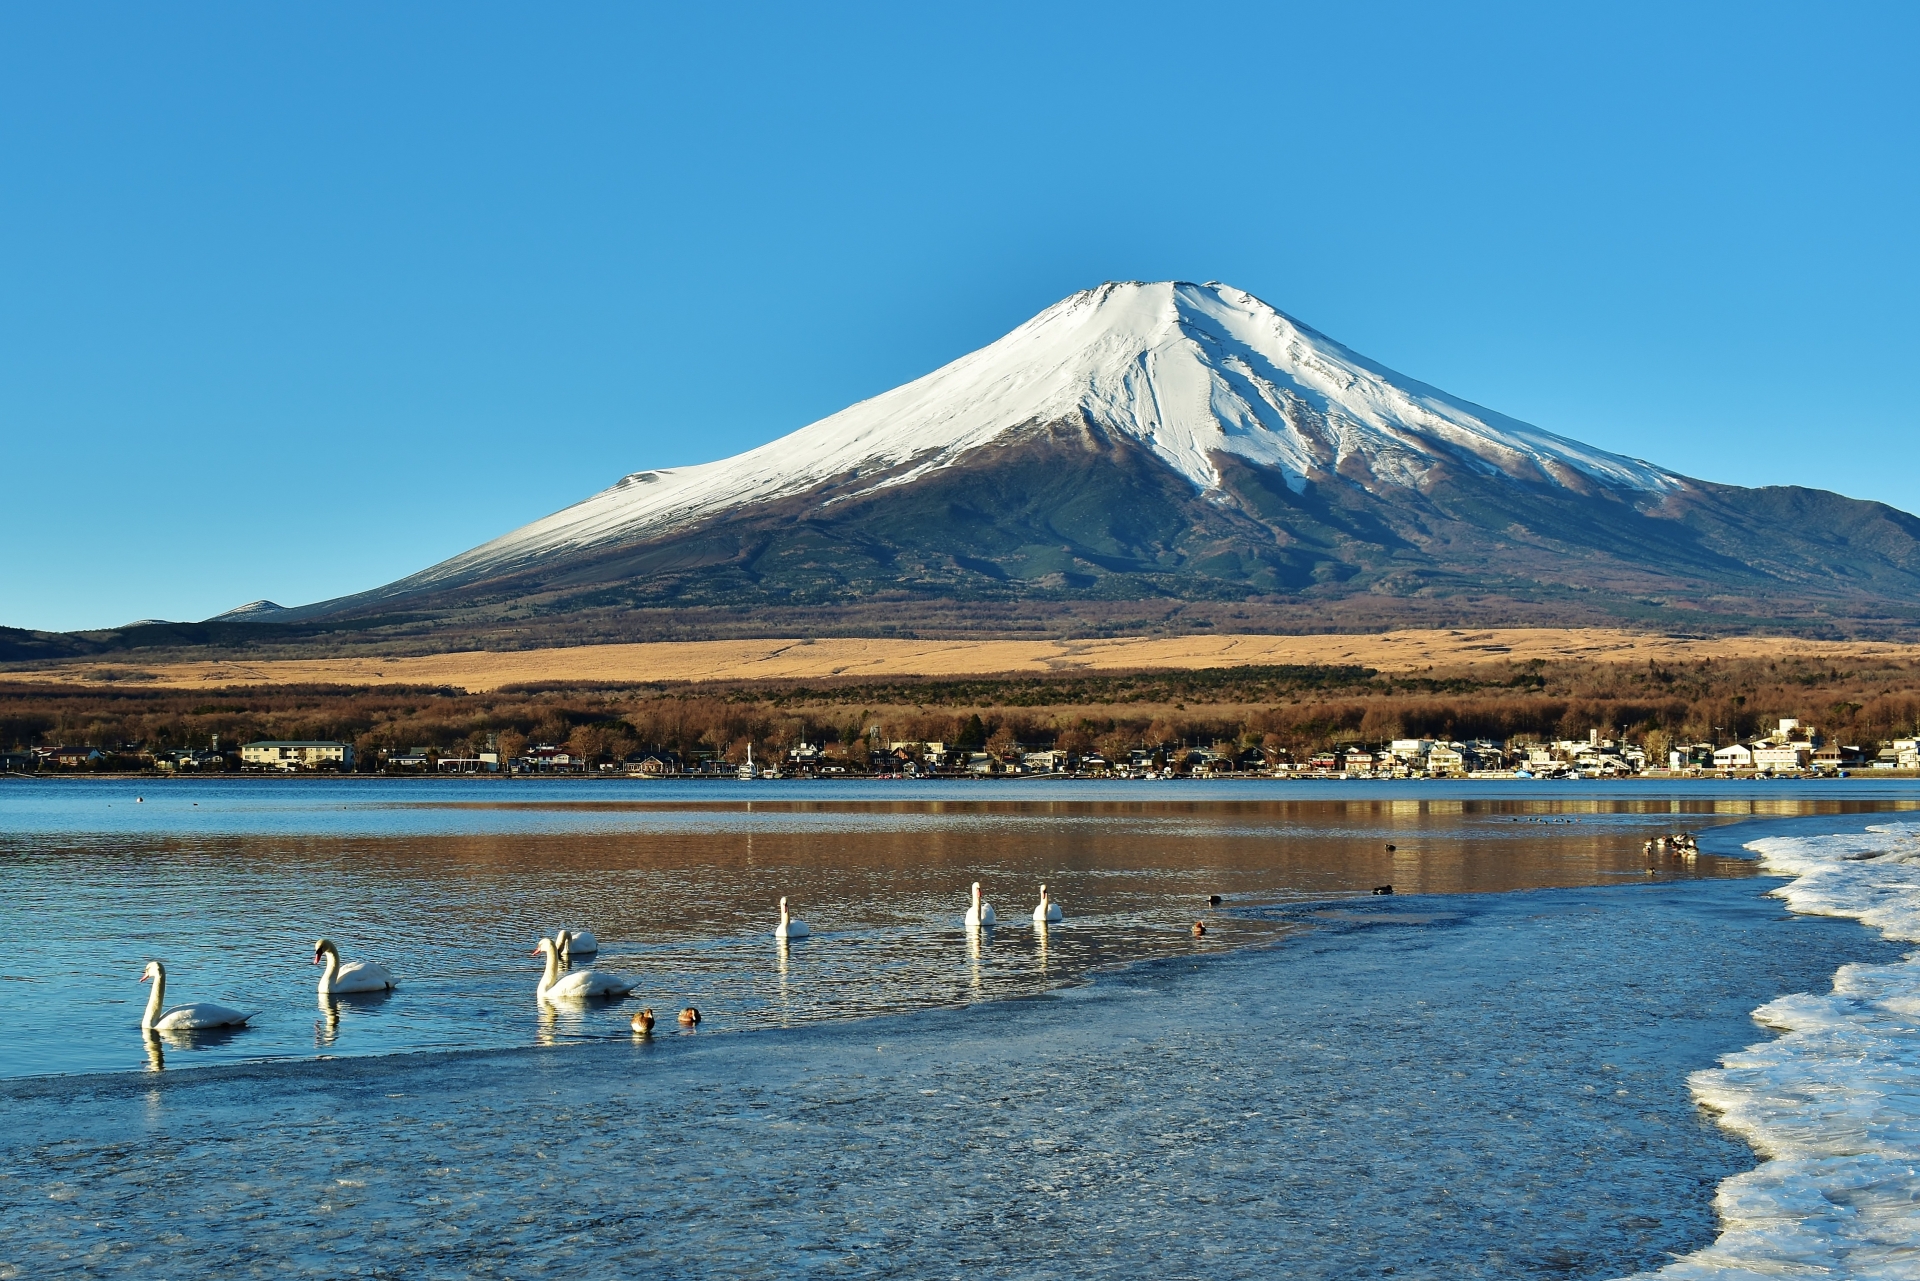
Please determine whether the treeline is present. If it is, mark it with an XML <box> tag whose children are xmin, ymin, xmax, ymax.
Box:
<box><xmin>5</xmin><ymin>652</ymin><xmax>1920</xmax><ymax>766</ymax></box>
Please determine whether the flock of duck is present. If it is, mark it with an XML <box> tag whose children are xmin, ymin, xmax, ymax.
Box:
<box><xmin>135</xmin><ymin>880</ymin><xmax>1081</xmax><ymax>1040</ymax></box>
<box><xmin>1645</xmin><ymin>831</ymin><xmax>1701</xmax><ymax>860</ymax></box>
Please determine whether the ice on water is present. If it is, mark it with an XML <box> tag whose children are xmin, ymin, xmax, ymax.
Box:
<box><xmin>1640</xmin><ymin>822</ymin><xmax>1920</xmax><ymax>1279</ymax></box>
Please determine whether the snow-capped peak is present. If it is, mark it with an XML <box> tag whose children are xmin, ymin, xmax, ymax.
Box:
<box><xmin>403</xmin><ymin>281</ymin><xmax>1680</xmax><ymax>589</ymax></box>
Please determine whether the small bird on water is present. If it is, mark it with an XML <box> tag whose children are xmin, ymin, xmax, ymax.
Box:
<box><xmin>1207</xmin><ymin>894</ymin><xmax>1222</xmax><ymax>906</ymax></box>
<box><xmin>631</xmin><ymin>1008</ymin><xmax>655</xmax><ymax>1034</ymax></box>
<box><xmin>678</xmin><ymin>1007</ymin><xmax>701</xmax><ymax>1026</ymax></box>
<box><xmin>1191</xmin><ymin>921</ymin><xmax>1207</xmax><ymax>937</ymax></box>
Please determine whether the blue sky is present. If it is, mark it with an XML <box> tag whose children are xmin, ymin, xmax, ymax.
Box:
<box><xmin>3</xmin><ymin>3</ymin><xmax>1916</xmax><ymax>632</ymax></box>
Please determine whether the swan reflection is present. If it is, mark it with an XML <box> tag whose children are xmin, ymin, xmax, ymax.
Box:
<box><xmin>776</xmin><ymin>939</ymin><xmax>793</xmax><ymax>1025</ymax></box>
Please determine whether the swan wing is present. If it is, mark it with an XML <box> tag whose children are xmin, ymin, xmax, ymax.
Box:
<box><xmin>586</xmin><ymin>971</ymin><xmax>635</xmax><ymax>997</ymax></box>
<box><xmin>546</xmin><ymin>968</ymin><xmax>634</xmax><ymax>1000</ymax></box>
<box><xmin>156</xmin><ymin>1002</ymin><xmax>255</xmax><ymax>1030</ymax></box>
<box><xmin>332</xmin><ymin>961</ymin><xmax>398</xmax><ymax>993</ymax></box>
<box><xmin>569</xmin><ymin>930</ymin><xmax>599</xmax><ymax>954</ymax></box>
<box><xmin>980</xmin><ymin>903</ymin><xmax>996</xmax><ymax>925</ymax></box>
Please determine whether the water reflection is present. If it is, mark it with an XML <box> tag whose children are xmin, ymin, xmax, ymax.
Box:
<box><xmin>7</xmin><ymin>785</ymin><xmax>1919</xmax><ymax>1078</ymax></box>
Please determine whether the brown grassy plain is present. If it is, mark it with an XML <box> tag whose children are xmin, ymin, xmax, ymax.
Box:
<box><xmin>20</xmin><ymin>628</ymin><xmax>1920</xmax><ymax>693</ymax></box>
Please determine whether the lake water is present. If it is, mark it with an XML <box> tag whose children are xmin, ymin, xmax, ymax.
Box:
<box><xmin>3</xmin><ymin>776</ymin><xmax>1918</xmax><ymax>1277</ymax></box>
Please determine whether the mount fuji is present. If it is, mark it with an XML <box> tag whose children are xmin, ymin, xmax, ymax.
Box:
<box><xmin>238</xmin><ymin>280</ymin><xmax>1920</xmax><ymax>643</ymax></box>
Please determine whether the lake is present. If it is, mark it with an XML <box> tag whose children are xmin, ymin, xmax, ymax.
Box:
<box><xmin>3</xmin><ymin>776</ymin><xmax>1917</xmax><ymax>1277</ymax></box>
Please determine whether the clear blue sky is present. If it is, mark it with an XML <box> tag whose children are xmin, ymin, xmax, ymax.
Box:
<box><xmin>4</xmin><ymin>3</ymin><xmax>1915</xmax><ymax>632</ymax></box>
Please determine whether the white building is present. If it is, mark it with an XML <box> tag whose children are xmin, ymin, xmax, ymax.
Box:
<box><xmin>1712</xmin><ymin>744</ymin><xmax>1753</xmax><ymax>770</ymax></box>
<box><xmin>1752</xmin><ymin>744</ymin><xmax>1809</xmax><ymax>772</ymax></box>
<box><xmin>241</xmin><ymin>740</ymin><xmax>354</xmax><ymax>771</ymax></box>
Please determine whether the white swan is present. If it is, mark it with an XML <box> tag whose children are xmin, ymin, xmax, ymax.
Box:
<box><xmin>556</xmin><ymin>928</ymin><xmax>599</xmax><ymax>964</ymax></box>
<box><xmin>965</xmin><ymin>881</ymin><xmax>996</xmax><ymax>930</ymax></box>
<box><xmin>313</xmin><ymin>938</ymin><xmax>398</xmax><ymax>995</ymax></box>
<box><xmin>1032</xmin><ymin>884</ymin><xmax>1063</xmax><ymax>924</ymax></box>
<box><xmin>532</xmin><ymin>937</ymin><xmax>635</xmax><ymax>1001</ymax></box>
<box><xmin>775</xmin><ymin>896</ymin><xmax>810</xmax><ymax>940</ymax></box>
<box><xmin>138</xmin><ymin>960</ymin><xmax>255</xmax><ymax>1031</ymax></box>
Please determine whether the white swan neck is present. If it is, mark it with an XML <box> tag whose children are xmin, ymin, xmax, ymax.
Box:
<box><xmin>540</xmin><ymin>943</ymin><xmax>561</xmax><ymax>994</ymax></box>
<box><xmin>317</xmin><ymin>944</ymin><xmax>341</xmax><ymax>991</ymax></box>
<box><xmin>142</xmin><ymin>965</ymin><xmax>165</xmax><ymax>1029</ymax></box>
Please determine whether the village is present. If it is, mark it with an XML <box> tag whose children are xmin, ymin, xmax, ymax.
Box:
<box><xmin>7</xmin><ymin>717</ymin><xmax>1917</xmax><ymax>780</ymax></box>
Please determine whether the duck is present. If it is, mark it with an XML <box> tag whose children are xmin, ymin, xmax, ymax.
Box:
<box><xmin>678</xmin><ymin>1007</ymin><xmax>702</xmax><ymax>1026</ymax></box>
<box><xmin>631</xmin><ymin>1007</ymin><xmax>656</xmax><ymax>1034</ymax></box>
<box><xmin>555</xmin><ymin>928</ymin><xmax>598</xmax><ymax>964</ymax></box>
<box><xmin>531</xmin><ymin>937</ymin><xmax>636</xmax><ymax>1001</ymax></box>
<box><xmin>775</xmin><ymin>897</ymin><xmax>810</xmax><ymax>940</ymax></box>
<box><xmin>1191</xmin><ymin>921</ymin><xmax>1207</xmax><ymax>937</ymax></box>
<box><xmin>138</xmin><ymin>961</ymin><xmax>255</xmax><ymax>1031</ymax></box>
<box><xmin>313</xmin><ymin>938</ymin><xmax>398</xmax><ymax>995</ymax></box>
<box><xmin>1032</xmin><ymin>884</ymin><xmax>1063</xmax><ymax>924</ymax></box>
<box><xmin>964</xmin><ymin>881</ymin><xmax>996</xmax><ymax>930</ymax></box>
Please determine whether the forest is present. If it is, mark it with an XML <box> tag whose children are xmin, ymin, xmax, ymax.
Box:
<box><xmin>5</xmin><ymin>651</ymin><xmax>1920</xmax><ymax>769</ymax></box>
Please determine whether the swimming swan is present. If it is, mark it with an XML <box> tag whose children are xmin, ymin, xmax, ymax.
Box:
<box><xmin>775</xmin><ymin>896</ymin><xmax>810</xmax><ymax>940</ymax></box>
<box><xmin>532</xmin><ymin>937</ymin><xmax>635</xmax><ymax>1001</ymax></box>
<box><xmin>313</xmin><ymin>938</ymin><xmax>398</xmax><ymax>995</ymax></box>
<box><xmin>555</xmin><ymin>928</ymin><xmax>599</xmax><ymax>963</ymax></box>
<box><xmin>1032</xmin><ymin>884</ymin><xmax>1063</xmax><ymax>924</ymax></box>
<box><xmin>965</xmin><ymin>881</ymin><xmax>996</xmax><ymax>930</ymax></box>
<box><xmin>139</xmin><ymin>960</ymin><xmax>256</xmax><ymax>1031</ymax></box>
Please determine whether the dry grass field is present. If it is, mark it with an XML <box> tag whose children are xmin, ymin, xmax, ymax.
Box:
<box><xmin>23</xmin><ymin>628</ymin><xmax>1920</xmax><ymax>692</ymax></box>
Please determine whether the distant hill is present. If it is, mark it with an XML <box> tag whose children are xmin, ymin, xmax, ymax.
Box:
<box><xmin>14</xmin><ymin>281</ymin><xmax>1920</xmax><ymax>661</ymax></box>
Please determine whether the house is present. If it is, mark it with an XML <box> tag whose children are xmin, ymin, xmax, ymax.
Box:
<box><xmin>241</xmin><ymin>741</ymin><xmax>354</xmax><ymax>772</ymax></box>
<box><xmin>1343</xmin><ymin>751</ymin><xmax>1376</xmax><ymax>774</ymax></box>
<box><xmin>1022</xmin><ymin>749</ymin><xmax>1070</xmax><ymax>774</ymax></box>
<box><xmin>156</xmin><ymin>748</ymin><xmax>223</xmax><ymax>772</ymax></box>
<box><xmin>47</xmin><ymin>746</ymin><xmax>106</xmax><ymax>769</ymax></box>
<box><xmin>1752</xmin><ymin>744</ymin><xmax>1809</xmax><ymax>772</ymax></box>
<box><xmin>1712</xmin><ymin>744</ymin><xmax>1754</xmax><ymax>770</ymax></box>
<box><xmin>519</xmin><ymin>746</ymin><xmax>579</xmax><ymax>773</ymax></box>
<box><xmin>1868</xmin><ymin>741</ymin><xmax>1917</xmax><ymax>769</ymax></box>
<box><xmin>433</xmin><ymin>753</ymin><xmax>499</xmax><ymax>774</ymax></box>
<box><xmin>1813</xmin><ymin>744</ymin><xmax>1863</xmax><ymax>770</ymax></box>
<box><xmin>0</xmin><ymin>750</ymin><xmax>35</xmax><ymax>772</ymax></box>
<box><xmin>628</xmin><ymin>752</ymin><xmax>682</xmax><ymax>776</ymax></box>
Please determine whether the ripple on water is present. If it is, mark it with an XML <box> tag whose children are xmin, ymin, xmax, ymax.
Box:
<box><xmin>1</xmin><ymin>876</ymin><xmax>1900</xmax><ymax>1280</ymax></box>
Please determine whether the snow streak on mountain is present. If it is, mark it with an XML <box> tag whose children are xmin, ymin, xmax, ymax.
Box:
<box><xmin>404</xmin><ymin>281</ymin><xmax>1681</xmax><ymax>591</ymax></box>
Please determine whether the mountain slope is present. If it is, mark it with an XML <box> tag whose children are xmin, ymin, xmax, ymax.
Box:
<box><xmin>247</xmin><ymin>281</ymin><xmax>1920</xmax><ymax>644</ymax></box>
